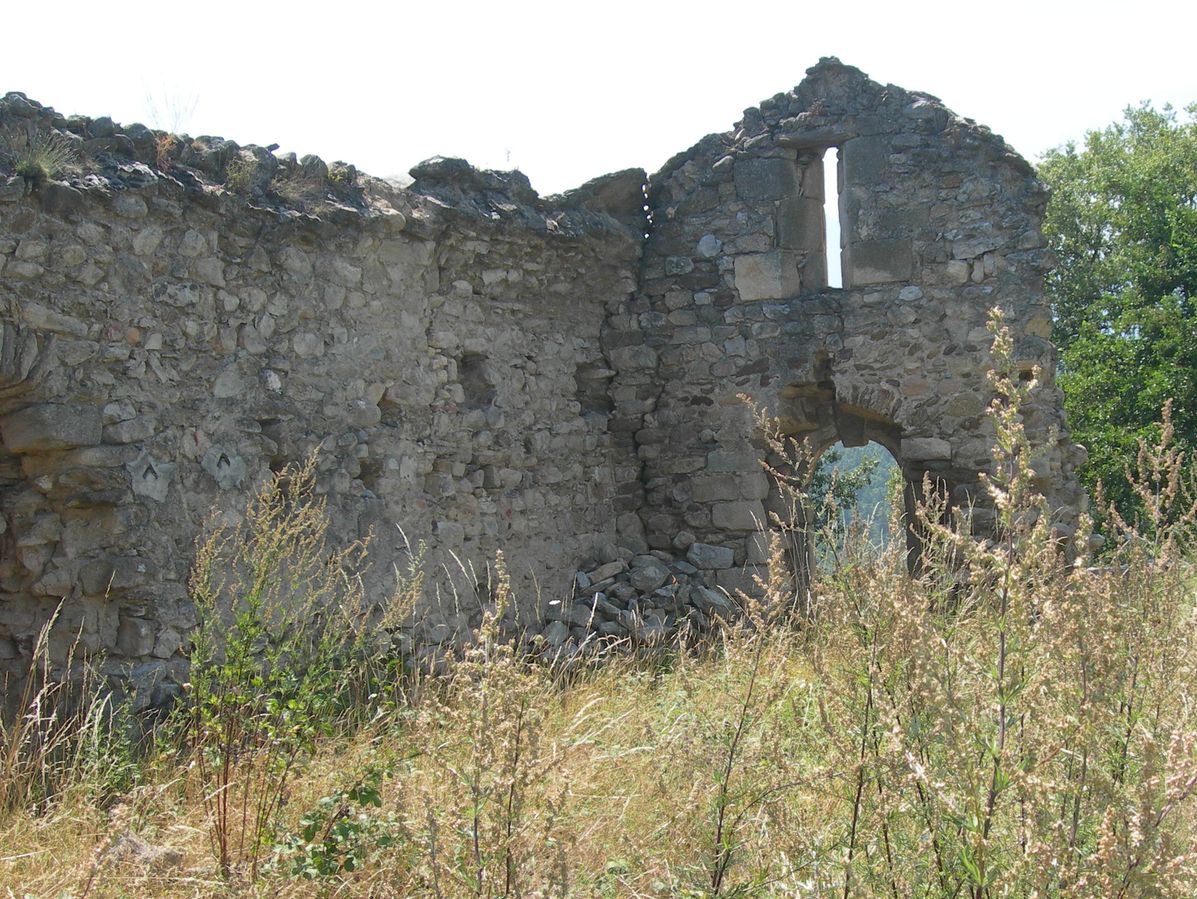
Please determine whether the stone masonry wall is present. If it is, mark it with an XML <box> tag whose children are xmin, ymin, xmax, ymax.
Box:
<box><xmin>607</xmin><ymin>59</ymin><xmax>1089</xmax><ymax>593</ymax></box>
<box><xmin>1</xmin><ymin>59</ymin><xmax>1092</xmax><ymax>694</ymax></box>
<box><xmin>0</xmin><ymin>94</ymin><xmax>642</xmax><ymax>701</ymax></box>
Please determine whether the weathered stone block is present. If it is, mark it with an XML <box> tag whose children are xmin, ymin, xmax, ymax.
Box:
<box><xmin>746</xmin><ymin>532</ymin><xmax>772</xmax><ymax>564</ymax></box>
<box><xmin>131</xmin><ymin>225</ymin><xmax>164</xmax><ymax>255</ymax></box>
<box><xmin>734</xmin><ymin>252</ymin><xmax>801</xmax><ymax>301</ymax></box>
<box><xmin>802</xmin><ymin>246</ymin><xmax>829</xmax><ymax>290</ymax></box>
<box><xmin>692</xmin><ymin>585</ymin><xmax>733</xmax><ymax>617</ymax></box>
<box><xmin>952</xmin><ymin>234</ymin><xmax>1004</xmax><ymax>260</ymax></box>
<box><xmin>734</xmin><ymin>157</ymin><xmax>799</xmax><ymax>201</ymax></box>
<box><xmin>696</xmin><ymin>234</ymin><xmax>722</xmax><ymax>258</ymax></box>
<box><xmin>126</xmin><ymin>451</ymin><xmax>175</xmax><ymax>502</ymax></box>
<box><xmin>293</xmin><ymin>332</ymin><xmax>325</xmax><ymax>358</ymax></box>
<box><xmin>113</xmin><ymin>194</ymin><xmax>148</xmax><ymax>218</ymax></box>
<box><xmin>609</xmin><ymin>344</ymin><xmax>658</xmax><ymax>371</ymax></box>
<box><xmin>542</xmin><ymin>619</ymin><xmax>569</xmax><ymax>647</ymax></box>
<box><xmin>841</xmin><ymin>135</ymin><xmax>889</xmax><ymax>185</ymax></box>
<box><xmin>202</xmin><ymin>445</ymin><xmax>247</xmax><ymax>489</ymax></box>
<box><xmin>0</xmin><ymin>175</ymin><xmax>24</xmax><ymax>203</ymax></box>
<box><xmin>102</xmin><ymin>416</ymin><xmax>157</xmax><ymax>445</ymax></box>
<box><xmin>193</xmin><ymin>256</ymin><xmax>226</xmax><ymax>287</ymax></box>
<box><xmin>801</xmin><ymin>154</ymin><xmax>826</xmax><ymax>201</ymax></box>
<box><xmin>22</xmin><ymin>302</ymin><xmax>89</xmax><ymax>337</ymax></box>
<box><xmin>629</xmin><ymin>561</ymin><xmax>669</xmax><ymax>593</ymax></box>
<box><xmin>586</xmin><ymin>560</ymin><xmax>626</xmax><ymax>583</ymax></box>
<box><xmin>1</xmin><ymin>404</ymin><xmax>102</xmax><ymax>453</ymax></box>
<box><xmin>686</xmin><ymin>542</ymin><xmax>735</xmax><ymax>570</ymax></box>
<box><xmin>843</xmin><ymin>239</ymin><xmax>913</xmax><ymax>286</ymax></box>
<box><xmin>712</xmin><ymin>500</ymin><xmax>766</xmax><ymax>531</ymax></box>
<box><xmin>706</xmin><ymin>450</ymin><xmax>759</xmax><ymax>472</ymax></box>
<box><xmin>80</xmin><ymin>555</ymin><xmax>153</xmax><ymax>596</ymax></box>
<box><xmin>690</xmin><ymin>473</ymin><xmax>767</xmax><ymax>503</ymax></box>
<box><xmin>777</xmin><ymin>197</ymin><xmax>825</xmax><ymax>251</ymax></box>
<box><xmin>39</xmin><ymin>181</ymin><xmax>84</xmax><ymax>217</ymax></box>
<box><xmin>716</xmin><ymin>565</ymin><xmax>767</xmax><ymax>597</ymax></box>
<box><xmin>901</xmin><ymin>436</ymin><xmax>952</xmax><ymax>461</ymax></box>
<box><xmin>153</xmin><ymin>627</ymin><xmax>182</xmax><ymax>659</ymax></box>
<box><xmin>116</xmin><ymin>616</ymin><xmax>155</xmax><ymax>656</ymax></box>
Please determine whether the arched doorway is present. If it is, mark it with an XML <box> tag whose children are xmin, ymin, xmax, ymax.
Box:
<box><xmin>810</xmin><ymin>439</ymin><xmax>900</xmax><ymax>551</ymax></box>
<box><xmin>759</xmin><ymin>387</ymin><xmax>944</xmax><ymax>598</ymax></box>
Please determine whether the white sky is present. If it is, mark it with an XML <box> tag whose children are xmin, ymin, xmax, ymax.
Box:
<box><xmin>3</xmin><ymin>1</ymin><xmax>1195</xmax><ymax>197</ymax></box>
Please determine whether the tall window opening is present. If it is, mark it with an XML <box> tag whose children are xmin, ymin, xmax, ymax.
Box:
<box><xmin>822</xmin><ymin>147</ymin><xmax>843</xmax><ymax>289</ymax></box>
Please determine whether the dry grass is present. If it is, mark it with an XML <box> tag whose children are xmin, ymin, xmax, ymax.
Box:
<box><xmin>3</xmin><ymin>547</ymin><xmax>1196</xmax><ymax>898</ymax></box>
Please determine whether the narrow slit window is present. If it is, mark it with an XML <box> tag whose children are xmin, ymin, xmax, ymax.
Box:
<box><xmin>823</xmin><ymin>147</ymin><xmax>843</xmax><ymax>288</ymax></box>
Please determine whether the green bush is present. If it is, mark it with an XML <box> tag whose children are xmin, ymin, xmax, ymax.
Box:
<box><xmin>274</xmin><ymin>764</ymin><xmax>403</xmax><ymax>878</ymax></box>
<box><xmin>178</xmin><ymin>455</ymin><xmax>417</xmax><ymax>880</ymax></box>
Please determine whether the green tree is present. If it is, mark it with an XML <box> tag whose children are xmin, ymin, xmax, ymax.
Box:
<box><xmin>1040</xmin><ymin>102</ymin><xmax>1197</xmax><ymax>515</ymax></box>
<box><xmin>809</xmin><ymin>443</ymin><xmax>887</xmax><ymax>537</ymax></box>
<box><xmin>810</xmin><ymin>442</ymin><xmax>896</xmax><ymax>543</ymax></box>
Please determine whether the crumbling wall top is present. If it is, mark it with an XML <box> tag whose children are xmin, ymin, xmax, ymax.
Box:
<box><xmin>651</xmin><ymin>57</ymin><xmax>1036</xmax><ymax>202</ymax></box>
<box><xmin>0</xmin><ymin>92</ymin><xmax>644</xmax><ymax>245</ymax></box>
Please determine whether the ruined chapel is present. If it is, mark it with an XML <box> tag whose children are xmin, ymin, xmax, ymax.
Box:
<box><xmin>0</xmin><ymin>59</ymin><xmax>1088</xmax><ymax>697</ymax></box>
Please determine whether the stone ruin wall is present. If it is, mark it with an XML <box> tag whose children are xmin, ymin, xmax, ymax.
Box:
<box><xmin>0</xmin><ymin>95</ymin><xmax>645</xmax><ymax>701</ymax></box>
<box><xmin>614</xmin><ymin>60</ymin><xmax>1089</xmax><ymax>585</ymax></box>
<box><xmin>0</xmin><ymin>59</ymin><xmax>1090</xmax><ymax>700</ymax></box>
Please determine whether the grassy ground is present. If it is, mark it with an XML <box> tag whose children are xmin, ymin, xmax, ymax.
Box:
<box><xmin>5</xmin><ymin>532</ymin><xmax>1197</xmax><ymax>898</ymax></box>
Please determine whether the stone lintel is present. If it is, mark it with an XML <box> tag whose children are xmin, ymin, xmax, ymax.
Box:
<box><xmin>774</xmin><ymin>127</ymin><xmax>855</xmax><ymax>150</ymax></box>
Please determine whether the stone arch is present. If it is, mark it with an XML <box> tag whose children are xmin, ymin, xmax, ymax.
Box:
<box><xmin>762</xmin><ymin>378</ymin><xmax>948</xmax><ymax>587</ymax></box>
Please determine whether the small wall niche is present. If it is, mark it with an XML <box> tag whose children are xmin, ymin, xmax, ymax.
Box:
<box><xmin>458</xmin><ymin>352</ymin><xmax>496</xmax><ymax>409</ymax></box>
<box><xmin>574</xmin><ymin>361</ymin><xmax>614</xmax><ymax>418</ymax></box>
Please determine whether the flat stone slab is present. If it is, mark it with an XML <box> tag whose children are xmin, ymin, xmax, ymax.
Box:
<box><xmin>585</xmin><ymin>560</ymin><xmax>626</xmax><ymax>583</ymax></box>
<box><xmin>844</xmin><ymin>239</ymin><xmax>913</xmax><ymax>286</ymax></box>
<box><xmin>686</xmin><ymin>542</ymin><xmax>735</xmax><ymax>569</ymax></box>
<box><xmin>734</xmin><ymin>157</ymin><xmax>799</xmax><ymax>201</ymax></box>
<box><xmin>1</xmin><ymin>403</ymin><xmax>101</xmax><ymax>453</ymax></box>
<box><xmin>734</xmin><ymin>251</ymin><xmax>801</xmax><ymax>301</ymax></box>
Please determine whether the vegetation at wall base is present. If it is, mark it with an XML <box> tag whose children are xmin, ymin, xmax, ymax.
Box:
<box><xmin>4</xmin><ymin>320</ymin><xmax>1197</xmax><ymax>896</ymax></box>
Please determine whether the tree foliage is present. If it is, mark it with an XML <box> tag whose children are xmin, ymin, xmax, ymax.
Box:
<box><xmin>811</xmin><ymin>443</ymin><xmax>897</xmax><ymax>543</ymax></box>
<box><xmin>810</xmin><ymin>445</ymin><xmax>880</xmax><ymax>528</ymax></box>
<box><xmin>1040</xmin><ymin>102</ymin><xmax>1197</xmax><ymax>514</ymax></box>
